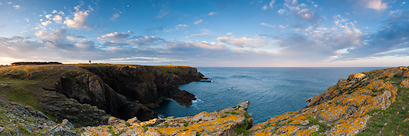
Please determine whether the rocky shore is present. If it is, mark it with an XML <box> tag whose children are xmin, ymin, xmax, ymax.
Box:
<box><xmin>1</xmin><ymin>65</ymin><xmax>409</xmax><ymax>135</ymax></box>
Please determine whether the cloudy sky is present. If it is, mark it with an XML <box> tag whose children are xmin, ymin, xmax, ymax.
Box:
<box><xmin>0</xmin><ymin>0</ymin><xmax>408</xmax><ymax>67</ymax></box>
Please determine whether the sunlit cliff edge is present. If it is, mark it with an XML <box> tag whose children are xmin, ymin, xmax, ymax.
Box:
<box><xmin>0</xmin><ymin>65</ymin><xmax>408</xmax><ymax>135</ymax></box>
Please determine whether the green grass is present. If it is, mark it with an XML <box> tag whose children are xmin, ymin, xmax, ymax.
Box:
<box><xmin>245</xmin><ymin>112</ymin><xmax>251</xmax><ymax>118</ymax></box>
<box><xmin>307</xmin><ymin>116</ymin><xmax>330</xmax><ymax>135</ymax></box>
<box><xmin>264</xmin><ymin>123</ymin><xmax>273</xmax><ymax>128</ymax></box>
<box><xmin>357</xmin><ymin>72</ymin><xmax>409</xmax><ymax>135</ymax></box>
<box><xmin>234</xmin><ymin>119</ymin><xmax>251</xmax><ymax>135</ymax></box>
<box><xmin>182</xmin><ymin>121</ymin><xmax>189</xmax><ymax>127</ymax></box>
<box><xmin>225</xmin><ymin>111</ymin><xmax>239</xmax><ymax>115</ymax></box>
<box><xmin>0</xmin><ymin>65</ymin><xmax>90</xmax><ymax>112</ymax></box>
<box><xmin>18</xmin><ymin>123</ymin><xmax>34</xmax><ymax>136</ymax></box>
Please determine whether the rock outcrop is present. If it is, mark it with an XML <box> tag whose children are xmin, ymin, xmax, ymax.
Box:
<box><xmin>249</xmin><ymin>67</ymin><xmax>406</xmax><ymax>135</ymax></box>
<box><xmin>80</xmin><ymin>101</ymin><xmax>253</xmax><ymax>136</ymax></box>
<box><xmin>0</xmin><ymin>64</ymin><xmax>203</xmax><ymax>127</ymax></box>
<box><xmin>0</xmin><ymin>99</ymin><xmax>76</xmax><ymax>136</ymax></box>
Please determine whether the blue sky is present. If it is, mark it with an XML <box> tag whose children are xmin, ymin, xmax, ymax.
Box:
<box><xmin>0</xmin><ymin>0</ymin><xmax>408</xmax><ymax>67</ymax></box>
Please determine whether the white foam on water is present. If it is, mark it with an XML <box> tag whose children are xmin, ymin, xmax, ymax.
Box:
<box><xmin>192</xmin><ymin>98</ymin><xmax>203</xmax><ymax>110</ymax></box>
<box><xmin>192</xmin><ymin>98</ymin><xmax>203</xmax><ymax>103</ymax></box>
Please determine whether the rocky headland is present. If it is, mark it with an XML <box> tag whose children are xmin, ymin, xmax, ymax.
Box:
<box><xmin>0</xmin><ymin>65</ymin><xmax>409</xmax><ymax>135</ymax></box>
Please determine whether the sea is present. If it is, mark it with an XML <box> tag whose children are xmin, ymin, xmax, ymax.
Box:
<box><xmin>152</xmin><ymin>67</ymin><xmax>386</xmax><ymax>124</ymax></box>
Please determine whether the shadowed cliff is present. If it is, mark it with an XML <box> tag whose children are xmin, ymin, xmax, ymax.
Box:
<box><xmin>0</xmin><ymin>64</ymin><xmax>203</xmax><ymax>127</ymax></box>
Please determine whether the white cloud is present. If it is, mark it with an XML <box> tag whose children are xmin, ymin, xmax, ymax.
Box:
<box><xmin>66</xmin><ymin>35</ymin><xmax>84</xmax><ymax>40</ymax></box>
<box><xmin>194</xmin><ymin>19</ymin><xmax>203</xmax><ymax>24</ymax></box>
<box><xmin>98</xmin><ymin>31</ymin><xmax>133</xmax><ymax>41</ymax></box>
<box><xmin>13</xmin><ymin>5</ymin><xmax>20</xmax><ymax>9</ymax></box>
<box><xmin>262</xmin><ymin>5</ymin><xmax>268</xmax><ymax>10</ymax></box>
<box><xmin>403</xmin><ymin>2</ymin><xmax>406</xmax><ymax>5</ymax></box>
<box><xmin>175</xmin><ymin>24</ymin><xmax>188</xmax><ymax>30</ymax></box>
<box><xmin>191</xmin><ymin>33</ymin><xmax>207</xmax><ymax>37</ymax></box>
<box><xmin>155</xmin><ymin>6</ymin><xmax>168</xmax><ymax>18</ymax></box>
<box><xmin>292</xmin><ymin>0</ymin><xmax>298</xmax><ymax>5</ymax></box>
<box><xmin>63</xmin><ymin>5</ymin><xmax>92</xmax><ymax>29</ymax></box>
<box><xmin>52</xmin><ymin>10</ymin><xmax>57</xmax><ymax>14</ymax></box>
<box><xmin>278</xmin><ymin>9</ymin><xmax>285</xmax><ymax>14</ymax></box>
<box><xmin>260</xmin><ymin>22</ymin><xmax>275</xmax><ymax>28</ymax></box>
<box><xmin>41</xmin><ymin>21</ymin><xmax>52</xmax><ymax>26</ymax></box>
<box><xmin>53</xmin><ymin>15</ymin><xmax>63</xmax><ymax>23</ymax></box>
<box><xmin>7</xmin><ymin>2</ymin><xmax>12</xmax><ymax>4</ymax></box>
<box><xmin>365</xmin><ymin>27</ymin><xmax>369</xmax><ymax>29</ymax></box>
<box><xmin>127</xmin><ymin>36</ymin><xmax>165</xmax><ymax>47</ymax></box>
<box><xmin>208</xmin><ymin>12</ymin><xmax>216</xmax><ymax>16</ymax></box>
<box><xmin>25</xmin><ymin>18</ymin><xmax>29</xmax><ymax>22</ymax></box>
<box><xmin>58</xmin><ymin>11</ymin><xmax>65</xmax><ymax>15</ymax></box>
<box><xmin>314</xmin><ymin>4</ymin><xmax>318</xmax><ymax>7</ymax></box>
<box><xmin>45</xmin><ymin>14</ymin><xmax>52</xmax><ymax>19</ymax></box>
<box><xmin>111</xmin><ymin>13</ymin><xmax>120</xmax><ymax>20</ymax></box>
<box><xmin>365</xmin><ymin>0</ymin><xmax>387</xmax><ymax>11</ymax></box>
<box><xmin>279</xmin><ymin>25</ymin><xmax>285</xmax><ymax>29</ymax></box>
<box><xmin>35</xmin><ymin>29</ymin><xmax>67</xmax><ymax>41</ymax></box>
<box><xmin>269</xmin><ymin>0</ymin><xmax>276</xmax><ymax>7</ymax></box>
<box><xmin>227</xmin><ymin>32</ymin><xmax>232</xmax><ymax>35</ymax></box>
<box><xmin>389</xmin><ymin>10</ymin><xmax>401</xmax><ymax>16</ymax></box>
<box><xmin>217</xmin><ymin>36</ymin><xmax>268</xmax><ymax>48</ymax></box>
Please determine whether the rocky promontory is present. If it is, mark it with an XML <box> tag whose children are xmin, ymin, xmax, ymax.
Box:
<box><xmin>0</xmin><ymin>64</ymin><xmax>203</xmax><ymax>128</ymax></box>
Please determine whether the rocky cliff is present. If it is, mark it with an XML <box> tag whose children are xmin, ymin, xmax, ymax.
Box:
<box><xmin>0</xmin><ymin>64</ymin><xmax>203</xmax><ymax>127</ymax></box>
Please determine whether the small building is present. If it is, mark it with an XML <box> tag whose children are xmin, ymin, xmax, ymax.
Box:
<box><xmin>89</xmin><ymin>60</ymin><xmax>91</xmax><ymax>64</ymax></box>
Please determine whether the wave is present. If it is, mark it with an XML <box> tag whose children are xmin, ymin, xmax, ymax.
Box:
<box><xmin>212</xmin><ymin>76</ymin><xmax>227</xmax><ymax>79</ymax></box>
<box><xmin>158</xmin><ymin>114</ymin><xmax>165</xmax><ymax>119</ymax></box>
<box><xmin>230</xmin><ymin>75</ymin><xmax>256</xmax><ymax>79</ymax></box>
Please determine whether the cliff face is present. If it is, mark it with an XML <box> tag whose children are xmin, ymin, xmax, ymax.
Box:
<box><xmin>81</xmin><ymin>65</ymin><xmax>202</xmax><ymax>108</ymax></box>
<box><xmin>0</xmin><ymin>64</ymin><xmax>203</xmax><ymax>127</ymax></box>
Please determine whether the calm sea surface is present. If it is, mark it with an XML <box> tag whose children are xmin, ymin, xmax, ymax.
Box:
<box><xmin>153</xmin><ymin>67</ymin><xmax>385</xmax><ymax>124</ymax></box>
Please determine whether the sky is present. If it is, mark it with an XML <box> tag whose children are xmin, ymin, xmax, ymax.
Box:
<box><xmin>0</xmin><ymin>0</ymin><xmax>408</xmax><ymax>67</ymax></box>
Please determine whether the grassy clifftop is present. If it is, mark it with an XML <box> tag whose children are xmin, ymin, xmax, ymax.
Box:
<box><xmin>0</xmin><ymin>64</ymin><xmax>198</xmax><ymax>110</ymax></box>
<box><xmin>0</xmin><ymin>64</ymin><xmax>202</xmax><ymax>127</ymax></box>
<box><xmin>0</xmin><ymin>65</ymin><xmax>90</xmax><ymax>111</ymax></box>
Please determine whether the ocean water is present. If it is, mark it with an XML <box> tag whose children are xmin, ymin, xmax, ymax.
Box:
<box><xmin>153</xmin><ymin>67</ymin><xmax>385</xmax><ymax>124</ymax></box>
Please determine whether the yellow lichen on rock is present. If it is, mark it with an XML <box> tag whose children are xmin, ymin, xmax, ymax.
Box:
<box><xmin>327</xmin><ymin>115</ymin><xmax>370</xmax><ymax>136</ymax></box>
<box><xmin>404</xmin><ymin>70</ymin><xmax>409</xmax><ymax>78</ymax></box>
<box><xmin>348</xmin><ymin>73</ymin><xmax>366</xmax><ymax>80</ymax></box>
<box><xmin>319</xmin><ymin>104</ymin><xmax>348</xmax><ymax>121</ymax></box>
<box><xmin>400</xmin><ymin>79</ymin><xmax>409</xmax><ymax>88</ymax></box>
<box><xmin>249</xmin><ymin>67</ymin><xmax>402</xmax><ymax>136</ymax></box>
<box><xmin>80</xmin><ymin>101</ymin><xmax>252</xmax><ymax>136</ymax></box>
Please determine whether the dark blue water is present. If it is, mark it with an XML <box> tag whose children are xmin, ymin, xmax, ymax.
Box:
<box><xmin>153</xmin><ymin>67</ymin><xmax>385</xmax><ymax>124</ymax></box>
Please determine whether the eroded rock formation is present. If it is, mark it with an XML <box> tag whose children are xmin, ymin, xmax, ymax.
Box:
<box><xmin>80</xmin><ymin>101</ymin><xmax>253</xmax><ymax>136</ymax></box>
